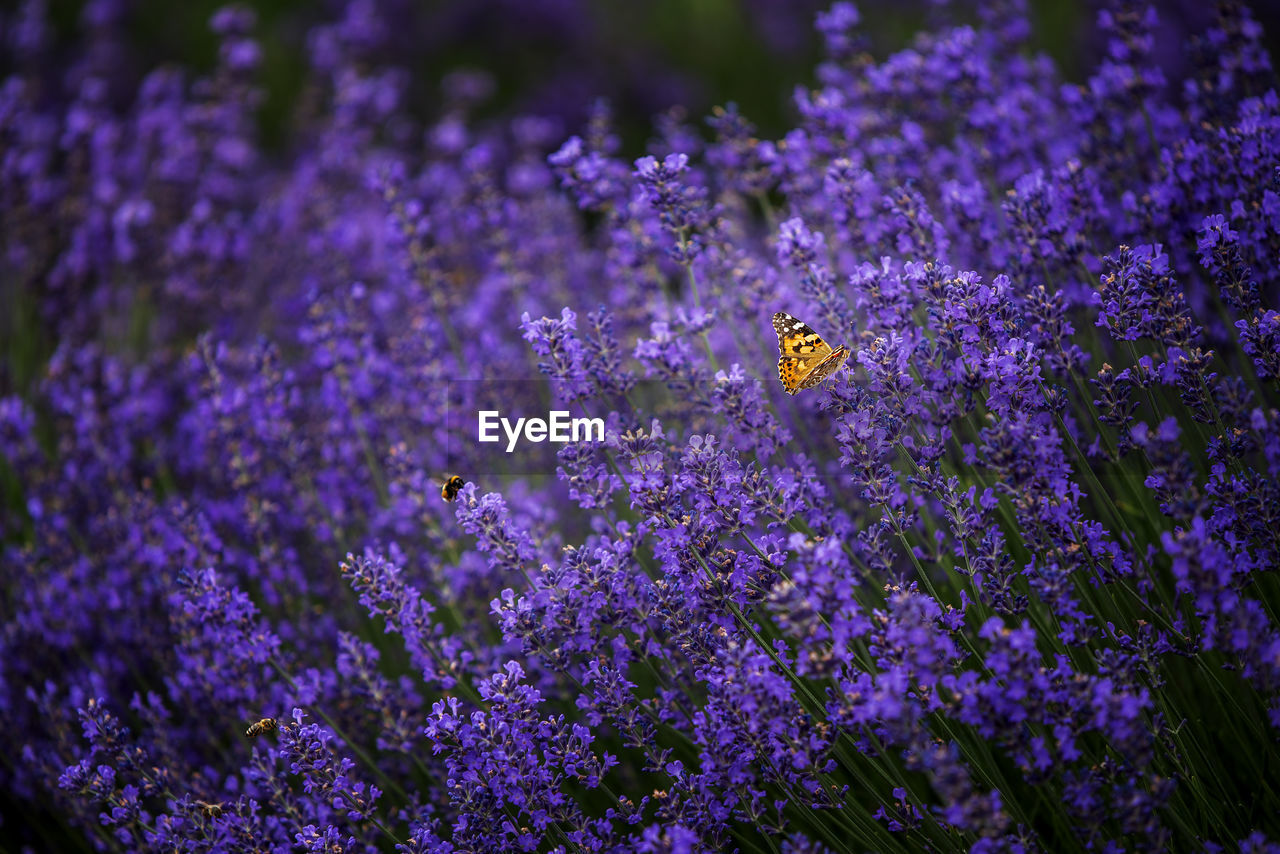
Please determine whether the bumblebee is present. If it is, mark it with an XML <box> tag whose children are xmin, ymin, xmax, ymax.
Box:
<box><xmin>245</xmin><ymin>717</ymin><xmax>279</xmax><ymax>737</ymax></box>
<box><xmin>441</xmin><ymin>475</ymin><xmax>465</xmax><ymax>502</ymax></box>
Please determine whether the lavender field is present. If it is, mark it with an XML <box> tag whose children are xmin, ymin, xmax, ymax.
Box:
<box><xmin>3</xmin><ymin>0</ymin><xmax>1280</xmax><ymax>851</ymax></box>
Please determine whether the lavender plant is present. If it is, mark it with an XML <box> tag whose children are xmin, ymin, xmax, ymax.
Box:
<box><xmin>3</xmin><ymin>0</ymin><xmax>1280</xmax><ymax>851</ymax></box>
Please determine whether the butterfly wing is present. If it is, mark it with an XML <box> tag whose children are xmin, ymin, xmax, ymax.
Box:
<box><xmin>796</xmin><ymin>346</ymin><xmax>849</xmax><ymax>391</ymax></box>
<box><xmin>772</xmin><ymin>312</ymin><xmax>836</xmax><ymax>395</ymax></box>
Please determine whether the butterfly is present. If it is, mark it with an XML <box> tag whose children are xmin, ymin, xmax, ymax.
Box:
<box><xmin>771</xmin><ymin>312</ymin><xmax>850</xmax><ymax>395</ymax></box>
<box><xmin>440</xmin><ymin>474</ymin><xmax>465</xmax><ymax>502</ymax></box>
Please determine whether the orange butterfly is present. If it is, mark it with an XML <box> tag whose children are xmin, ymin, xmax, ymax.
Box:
<box><xmin>772</xmin><ymin>312</ymin><xmax>849</xmax><ymax>395</ymax></box>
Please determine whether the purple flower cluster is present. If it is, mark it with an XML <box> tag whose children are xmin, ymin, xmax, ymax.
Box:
<box><xmin>4</xmin><ymin>0</ymin><xmax>1280</xmax><ymax>851</ymax></box>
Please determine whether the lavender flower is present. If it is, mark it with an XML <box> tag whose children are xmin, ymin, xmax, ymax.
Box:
<box><xmin>4</xmin><ymin>0</ymin><xmax>1280</xmax><ymax>851</ymax></box>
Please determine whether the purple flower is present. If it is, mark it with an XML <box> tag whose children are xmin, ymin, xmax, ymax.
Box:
<box><xmin>6</xmin><ymin>0</ymin><xmax>1280</xmax><ymax>850</ymax></box>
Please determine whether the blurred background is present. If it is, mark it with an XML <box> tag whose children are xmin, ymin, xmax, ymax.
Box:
<box><xmin>15</xmin><ymin>0</ymin><xmax>1280</xmax><ymax>154</ymax></box>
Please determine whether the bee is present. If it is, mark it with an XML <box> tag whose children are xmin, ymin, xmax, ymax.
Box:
<box><xmin>441</xmin><ymin>474</ymin><xmax>465</xmax><ymax>502</ymax></box>
<box><xmin>195</xmin><ymin>800</ymin><xmax>224</xmax><ymax>818</ymax></box>
<box><xmin>245</xmin><ymin>717</ymin><xmax>279</xmax><ymax>737</ymax></box>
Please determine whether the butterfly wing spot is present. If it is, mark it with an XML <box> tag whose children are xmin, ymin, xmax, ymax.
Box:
<box><xmin>778</xmin><ymin>356</ymin><xmax>806</xmax><ymax>395</ymax></box>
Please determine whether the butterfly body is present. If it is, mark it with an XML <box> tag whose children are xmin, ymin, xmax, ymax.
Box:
<box><xmin>772</xmin><ymin>312</ymin><xmax>849</xmax><ymax>395</ymax></box>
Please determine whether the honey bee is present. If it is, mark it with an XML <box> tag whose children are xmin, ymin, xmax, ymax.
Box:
<box><xmin>195</xmin><ymin>800</ymin><xmax>224</xmax><ymax>818</ymax></box>
<box><xmin>440</xmin><ymin>474</ymin><xmax>465</xmax><ymax>502</ymax></box>
<box><xmin>245</xmin><ymin>717</ymin><xmax>278</xmax><ymax>737</ymax></box>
